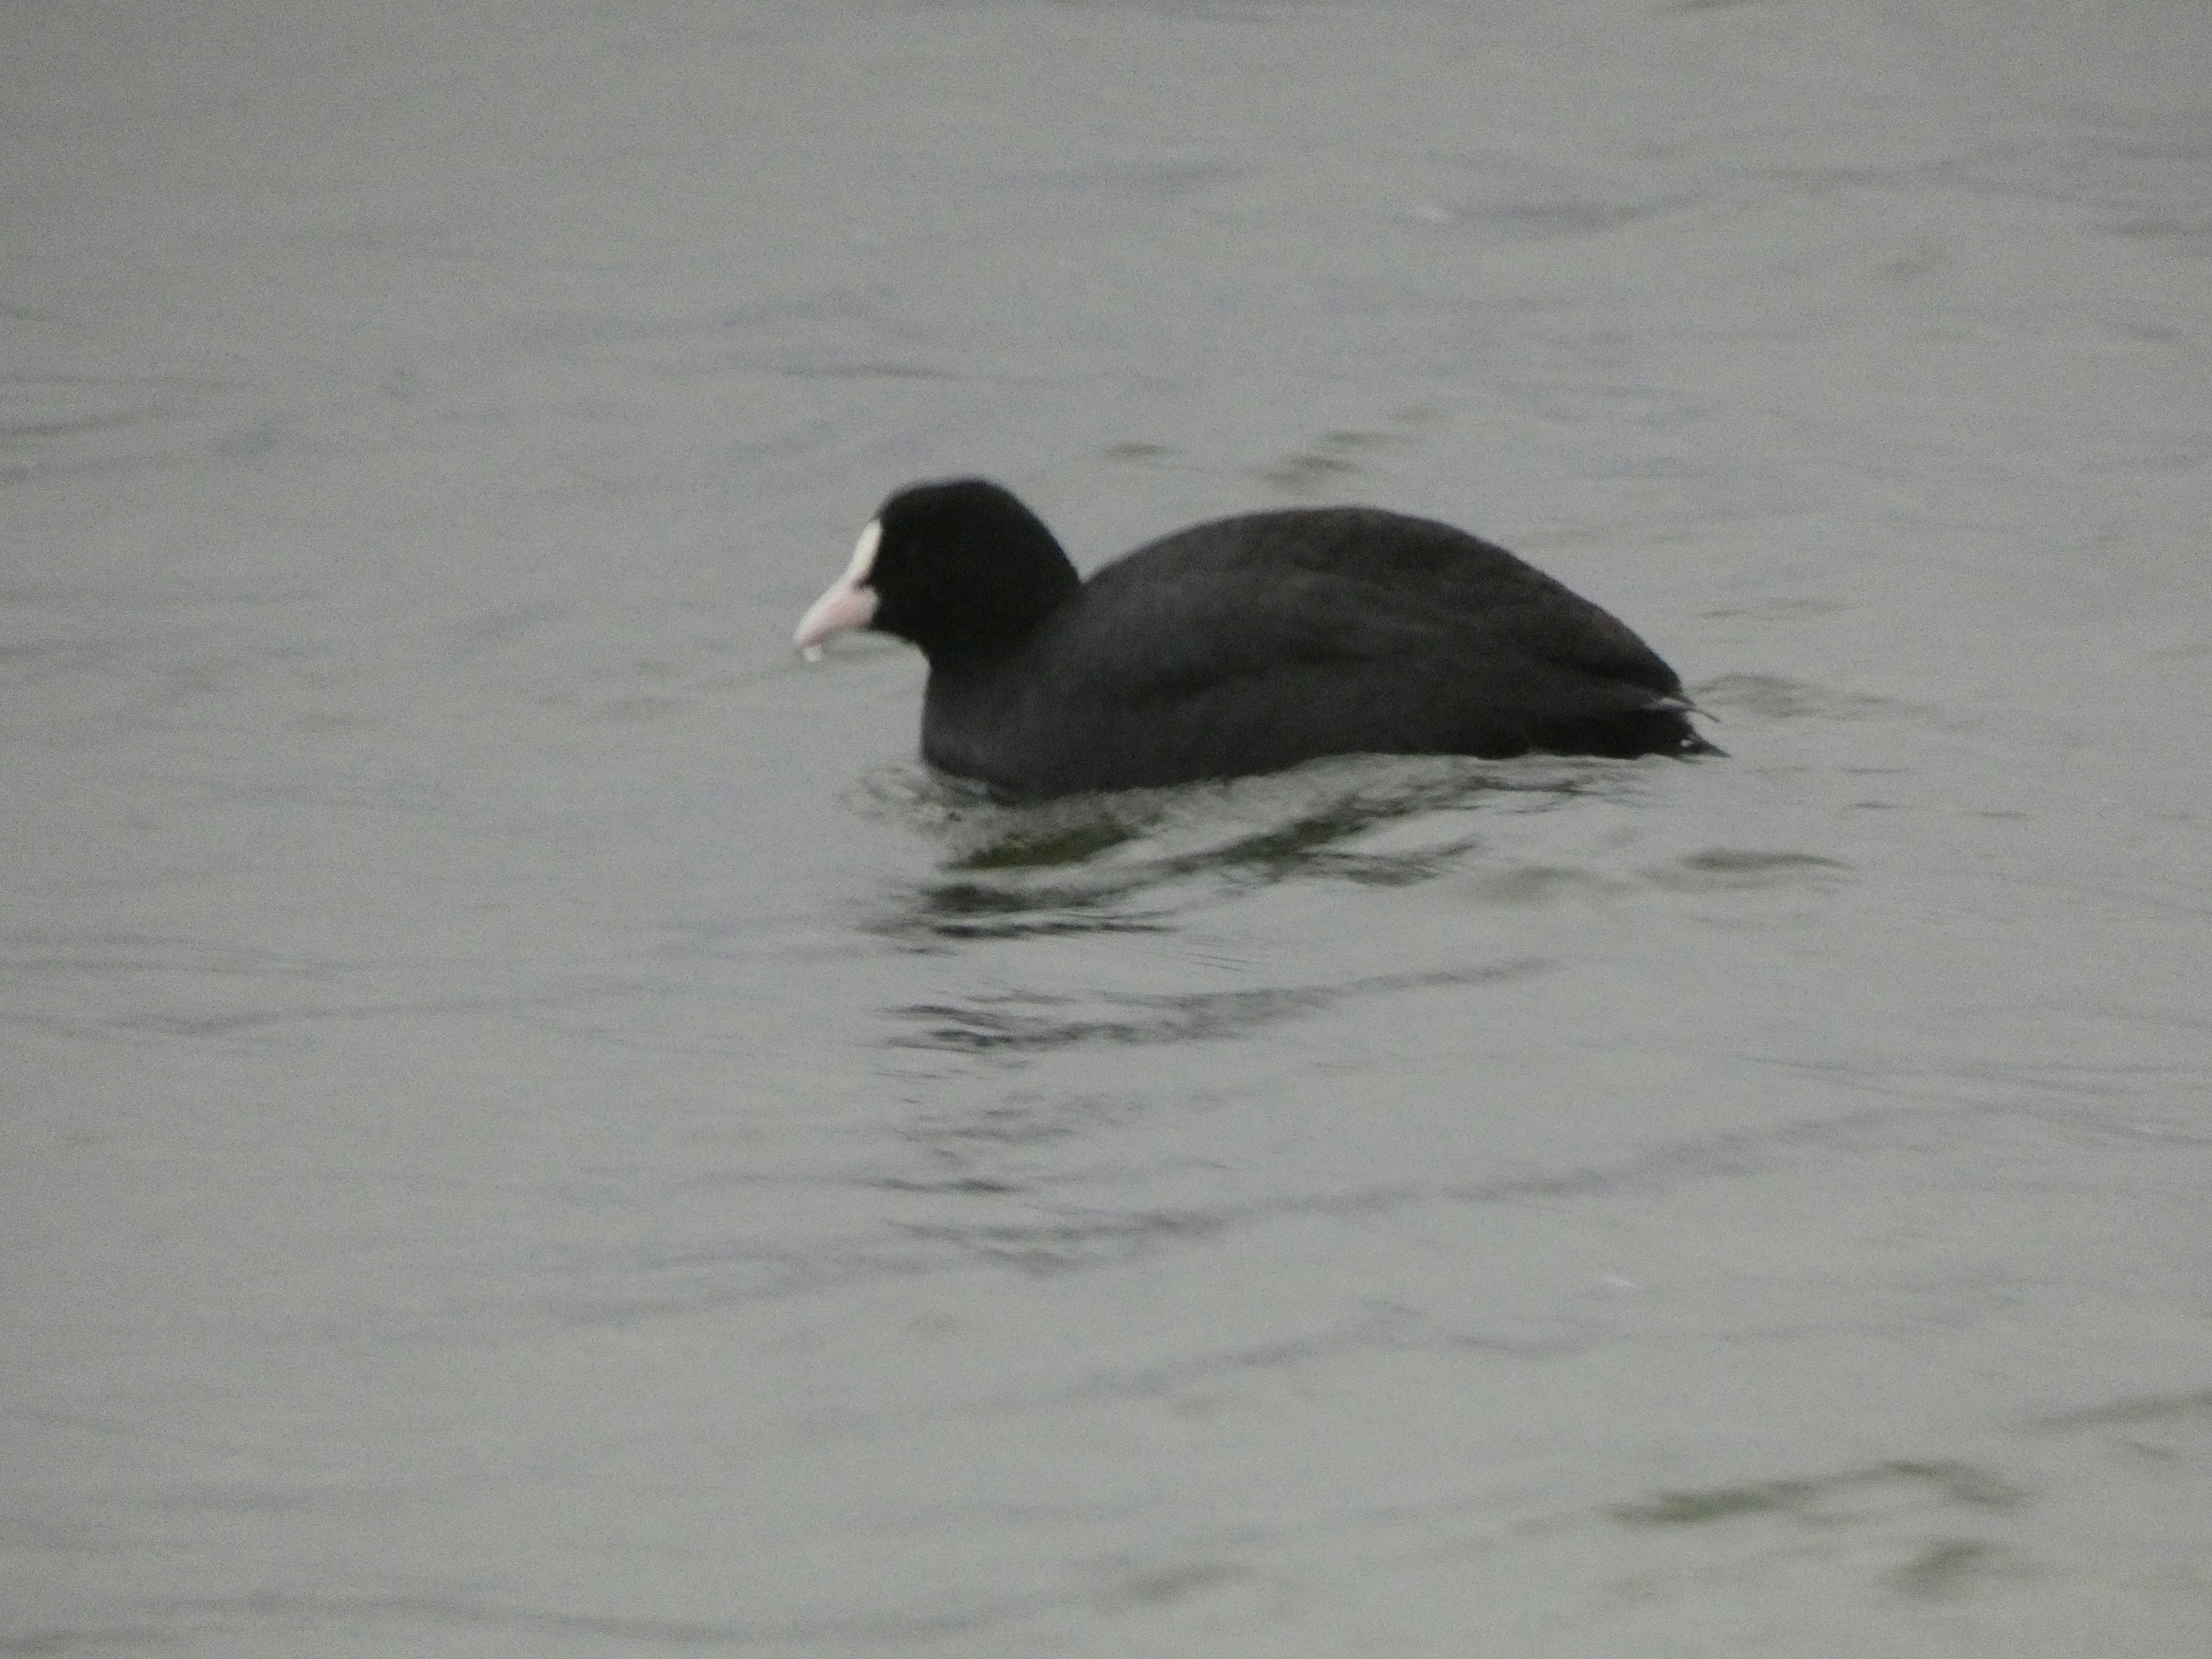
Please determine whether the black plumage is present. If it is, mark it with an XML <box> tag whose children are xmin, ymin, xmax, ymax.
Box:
<box><xmin>796</xmin><ymin>477</ymin><xmax>1718</xmax><ymax>797</ymax></box>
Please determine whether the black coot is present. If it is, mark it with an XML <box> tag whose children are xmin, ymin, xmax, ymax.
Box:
<box><xmin>795</xmin><ymin>477</ymin><xmax>1719</xmax><ymax>797</ymax></box>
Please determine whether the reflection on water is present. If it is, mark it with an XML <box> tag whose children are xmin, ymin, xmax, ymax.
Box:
<box><xmin>855</xmin><ymin>753</ymin><xmax>1642</xmax><ymax>945</ymax></box>
<box><xmin>1696</xmin><ymin>671</ymin><xmax>1919</xmax><ymax>723</ymax></box>
<box><xmin>855</xmin><ymin>753</ymin><xmax>1851</xmax><ymax>960</ymax></box>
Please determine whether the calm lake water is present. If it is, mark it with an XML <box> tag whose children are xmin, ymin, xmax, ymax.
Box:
<box><xmin>6</xmin><ymin>2</ymin><xmax>2210</xmax><ymax>1654</ymax></box>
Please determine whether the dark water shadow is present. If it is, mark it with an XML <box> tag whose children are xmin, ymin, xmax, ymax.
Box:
<box><xmin>851</xmin><ymin>755</ymin><xmax>1642</xmax><ymax>948</ymax></box>
<box><xmin>1606</xmin><ymin>1456</ymin><xmax>2036</xmax><ymax>1604</ymax></box>
<box><xmin>1611</xmin><ymin>1458</ymin><xmax>2028</xmax><ymax>1528</ymax></box>
<box><xmin>1</xmin><ymin>371</ymin><xmax>266</xmax><ymax>484</ymax></box>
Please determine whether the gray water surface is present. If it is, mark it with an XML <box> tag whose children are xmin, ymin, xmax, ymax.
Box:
<box><xmin>6</xmin><ymin>2</ymin><xmax>2211</xmax><ymax>1654</ymax></box>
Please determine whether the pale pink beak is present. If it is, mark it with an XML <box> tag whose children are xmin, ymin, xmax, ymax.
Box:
<box><xmin>794</xmin><ymin>519</ymin><xmax>883</xmax><ymax>658</ymax></box>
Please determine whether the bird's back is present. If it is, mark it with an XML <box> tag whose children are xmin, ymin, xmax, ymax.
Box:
<box><xmin>921</xmin><ymin>506</ymin><xmax>1706</xmax><ymax>795</ymax></box>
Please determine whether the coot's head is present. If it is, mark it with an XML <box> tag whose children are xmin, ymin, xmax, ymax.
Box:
<box><xmin>794</xmin><ymin>478</ymin><xmax>1081</xmax><ymax>666</ymax></box>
